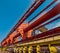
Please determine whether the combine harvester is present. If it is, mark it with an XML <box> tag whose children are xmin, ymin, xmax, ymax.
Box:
<box><xmin>1</xmin><ymin>0</ymin><xmax>60</xmax><ymax>53</ymax></box>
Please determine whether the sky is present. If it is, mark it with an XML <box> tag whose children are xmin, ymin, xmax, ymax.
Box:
<box><xmin>0</xmin><ymin>0</ymin><xmax>34</xmax><ymax>42</ymax></box>
<box><xmin>0</xmin><ymin>0</ymin><xmax>60</xmax><ymax>42</ymax></box>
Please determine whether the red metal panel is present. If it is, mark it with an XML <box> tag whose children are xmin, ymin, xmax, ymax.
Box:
<box><xmin>13</xmin><ymin>27</ymin><xmax>60</xmax><ymax>44</ymax></box>
<box><xmin>24</xmin><ymin>3</ymin><xmax>60</xmax><ymax>33</ymax></box>
<box><xmin>28</xmin><ymin>0</ymin><xmax>57</xmax><ymax>23</ymax></box>
<box><xmin>23</xmin><ymin>27</ymin><xmax>60</xmax><ymax>42</ymax></box>
<box><xmin>34</xmin><ymin>16</ymin><xmax>60</xmax><ymax>30</ymax></box>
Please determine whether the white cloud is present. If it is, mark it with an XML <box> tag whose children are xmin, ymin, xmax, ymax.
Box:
<box><xmin>57</xmin><ymin>0</ymin><xmax>60</xmax><ymax>3</ymax></box>
<box><xmin>53</xmin><ymin>22</ymin><xmax>60</xmax><ymax>28</ymax></box>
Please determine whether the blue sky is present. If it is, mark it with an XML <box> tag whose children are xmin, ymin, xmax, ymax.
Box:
<box><xmin>0</xmin><ymin>0</ymin><xmax>60</xmax><ymax>42</ymax></box>
<box><xmin>0</xmin><ymin>0</ymin><xmax>34</xmax><ymax>42</ymax></box>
